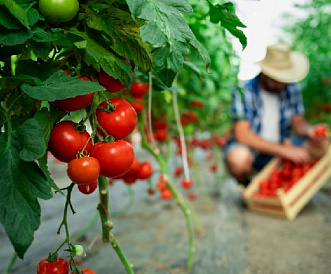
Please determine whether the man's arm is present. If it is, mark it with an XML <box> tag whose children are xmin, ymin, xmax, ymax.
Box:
<box><xmin>234</xmin><ymin>120</ymin><xmax>311</xmax><ymax>163</ymax></box>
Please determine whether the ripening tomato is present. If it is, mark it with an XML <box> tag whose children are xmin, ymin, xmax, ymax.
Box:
<box><xmin>161</xmin><ymin>189</ymin><xmax>172</xmax><ymax>200</ymax></box>
<box><xmin>52</xmin><ymin>77</ymin><xmax>94</xmax><ymax>111</ymax></box>
<box><xmin>129</xmin><ymin>82</ymin><xmax>148</xmax><ymax>97</ymax></box>
<box><xmin>174</xmin><ymin>166</ymin><xmax>183</xmax><ymax>178</ymax></box>
<box><xmin>39</xmin><ymin>0</ymin><xmax>79</xmax><ymax>24</ymax></box>
<box><xmin>137</xmin><ymin>161</ymin><xmax>153</xmax><ymax>180</ymax></box>
<box><xmin>37</xmin><ymin>257</ymin><xmax>69</xmax><ymax>274</ymax></box>
<box><xmin>71</xmin><ymin>269</ymin><xmax>96</xmax><ymax>274</ymax></box>
<box><xmin>48</xmin><ymin>121</ymin><xmax>93</xmax><ymax>163</ymax></box>
<box><xmin>96</xmin><ymin>98</ymin><xmax>137</xmax><ymax>140</ymax></box>
<box><xmin>181</xmin><ymin>179</ymin><xmax>193</xmax><ymax>189</ymax></box>
<box><xmin>78</xmin><ymin>180</ymin><xmax>98</xmax><ymax>195</ymax></box>
<box><xmin>98</xmin><ymin>68</ymin><xmax>128</xmax><ymax>93</ymax></box>
<box><xmin>129</xmin><ymin>97</ymin><xmax>145</xmax><ymax>114</ymax></box>
<box><xmin>67</xmin><ymin>157</ymin><xmax>100</xmax><ymax>185</ymax></box>
<box><xmin>90</xmin><ymin>140</ymin><xmax>135</xmax><ymax>178</ymax></box>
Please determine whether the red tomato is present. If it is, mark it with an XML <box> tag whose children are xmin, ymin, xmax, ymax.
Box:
<box><xmin>154</xmin><ymin>120</ymin><xmax>167</xmax><ymax>129</ymax></box>
<box><xmin>90</xmin><ymin>140</ymin><xmax>135</xmax><ymax>178</ymax></box>
<box><xmin>48</xmin><ymin>121</ymin><xmax>93</xmax><ymax>163</ymax></box>
<box><xmin>67</xmin><ymin>157</ymin><xmax>100</xmax><ymax>185</ymax></box>
<box><xmin>96</xmin><ymin>98</ymin><xmax>137</xmax><ymax>140</ymax></box>
<box><xmin>186</xmin><ymin>111</ymin><xmax>198</xmax><ymax>122</ymax></box>
<box><xmin>161</xmin><ymin>189</ymin><xmax>172</xmax><ymax>200</ymax></box>
<box><xmin>210</xmin><ymin>163</ymin><xmax>217</xmax><ymax>173</ymax></box>
<box><xmin>129</xmin><ymin>82</ymin><xmax>148</xmax><ymax>97</ymax></box>
<box><xmin>137</xmin><ymin>161</ymin><xmax>153</xmax><ymax>180</ymax></box>
<box><xmin>173</xmin><ymin>166</ymin><xmax>183</xmax><ymax>178</ymax></box>
<box><xmin>147</xmin><ymin>188</ymin><xmax>155</xmax><ymax>195</ymax></box>
<box><xmin>130</xmin><ymin>97</ymin><xmax>145</xmax><ymax>114</ymax></box>
<box><xmin>123</xmin><ymin>158</ymin><xmax>140</xmax><ymax>177</ymax></box>
<box><xmin>188</xmin><ymin>191</ymin><xmax>197</xmax><ymax>200</ymax></box>
<box><xmin>98</xmin><ymin>68</ymin><xmax>126</xmax><ymax>93</ymax></box>
<box><xmin>52</xmin><ymin>77</ymin><xmax>94</xmax><ymax>111</ymax></box>
<box><xmin>78</xmin><ymin>180</ymin><xmax>98</xmax><ymax>194</ymax></box>
<box><xmin>122</xmin><ymin>175</ymin><xmax>137</xmax><ymax>185</ymax></box>
<box><xmin>156</xmin><ymin>181</ymin><xmax>167</xmax><ymax>191</ymax></box>
<box><xmin>190</xmin><ymin>100</ymin><xmax>204</xmax><ymax>108</ymax></box>
<box><xmin>313</xmin><ymin>125</ymin><xmax>328</xmax><ymax>138</ymax></box>
<box><xmin>153</xmin><ymin>128</ymin><xmax>167</xmax><ymax>142</ymax></box>
<box><xmin>181</xmin><ymin>179</ymin><xmax>193</xmax><ymax>189</ymax></box>
<box><xmin>37</xmin><ymin>257</ymin><xmax>69</xmax><ymax>274</ymax></box>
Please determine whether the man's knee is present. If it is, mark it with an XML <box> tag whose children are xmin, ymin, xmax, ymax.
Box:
<box><xmin>225</xmin><ymin>146</ymin><xmax>254</xmax><ymax>179</ymax></box>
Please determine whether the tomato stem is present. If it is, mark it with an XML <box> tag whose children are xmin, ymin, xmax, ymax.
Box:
<box><xmin>3</xmin><ymin>252</ymin><xmax>18</xmax><ymax>274</ymax></box>
<box><xmin>97</xmin><ymin>176</ymin><xmax>134</xmax><ymax>273</ymax></box>
<box><xmin>137</xmin><ymin>116</ymin><xmax>196</xmax><ymax>270</ymax></box>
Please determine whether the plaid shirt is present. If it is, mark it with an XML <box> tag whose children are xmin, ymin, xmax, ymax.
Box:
<box><xmin>231</xmin><ymin>76</ymin><xmax>305</xmax><ymax>142</ymax></box>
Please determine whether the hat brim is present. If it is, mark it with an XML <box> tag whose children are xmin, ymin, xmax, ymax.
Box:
<box><xmin>257</xmin><ymin>52</ymin><xmax>309</xmax><ymax>83</ymax></box>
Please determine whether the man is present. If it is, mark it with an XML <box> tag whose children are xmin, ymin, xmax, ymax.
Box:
<box><xmin>224</xmin><ymin>42</ymin><xmax>329</xmax><ymax>186</ymax></box>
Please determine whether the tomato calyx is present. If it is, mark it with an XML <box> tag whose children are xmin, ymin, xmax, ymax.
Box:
<box><xmin>103</xmin><ymin>135</ymin><xmax>115</xmax><ymax>143</ymax></box>
<box><xmin>47</xmin><ymin>252</ymin><xmax>59</xmax><ymax>263</ymax></box>
<box><xmin>73</xmin><ymin>121</ymin><xmax>87</xmax><ymax>134</ymax></box>
<box><xmin>98</xmin><ymin>100</ymin><xmax>116</xmax><ymax>113</ymax></box>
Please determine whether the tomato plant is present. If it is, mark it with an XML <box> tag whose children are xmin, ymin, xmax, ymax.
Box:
<box><xmin>48</xmin><ymin>121</ymin><xmax>93</xmax><ymax>163</ymax></box>
<box><xmin>67</xmin><ymin>157</ymin><xmax>100</xmax><ymax>185</ymax></box>
<box><xmin>37</xmin><ymin>257</ymin><xmax>69</xmax><ymax>274</ymax></box>
<box><xmin>90</xmin><ymin>140</ymin><xmax>135</xmax><ymax>178</ymax></box>
<box><xmin>39</xmin><ymin>0</ymin><xmax>79</xmax><ymax>23</ymax></box>
<box><xmin>96</xmin><ymin>98</ymin><xmax>137</xmax><ymax>140</ymax></box>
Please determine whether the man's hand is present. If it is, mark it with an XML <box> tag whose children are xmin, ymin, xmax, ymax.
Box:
<box><xmin>277</xmin><ymin>145</ymin><xmax>311</xmax><ymax>164</ymax></box>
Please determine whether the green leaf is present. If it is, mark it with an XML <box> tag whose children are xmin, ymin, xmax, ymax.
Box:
<box><xmin>188</xmin><ymin>39</ymin><xmax>211</xmax><ymax>72</ymax></box>
<box><xmin>0</xmin><ymin>27</ymin><xmax>33</xmax><ymax>45</ymax></box>
<box><xmin>39</xmin><ymin>153</ymin><xmax>64</xmax><ymax>195</ymax></box>
<box><xmin>0</xmin><ymin>133</ymin><xmax>52</xmax><ymax>258</ymax></box>
<box><xmin>17</xmin><ymin>118</ymin><xmax>47</xmax><ymax>161</ymax></box>
<box><xmin>208</xmin><ymin>2</ymin><xmax>247</xmax><ymax>50</ymax></box>
<box><xmin>85</xmin><ymin>7</ymin><xmax>152</xmax><ymax>72</ymax></box>
<box><xmin>67</xmin><ymin>30</ymin><xmax>133</xmax><ymax>88</ymax></box>
<box><xmin>0</xmin><ymin>5</ymin><xmax>23</xmax><ymax>29</ymax></box>
<box><xmin>15</xmin><ymin>60</ymin><xmax>61</xmax><ymax>81</ymax></box>
<box><xmin>34</xmin><ymin>107</ymin><xmax>65</xmax><ymax>195</ymax></box>
<box><xmin>0</xmin><ymin>0</ymin><xmax>30</xmax><ymax>29</ymax></box>
<box><xmin>31</xmin><ymin>27</ymin><xmax>55</xmax><ymax>43</ymax></box>
<box><xmin>21</xmin><ymin>71</ymin><xmax>105</xmax><ymax>101</ymax></box>
<box><xmin>126</xmin><ymin>0</ymin><xmax>197</xmax><ymax>86</ymax></box>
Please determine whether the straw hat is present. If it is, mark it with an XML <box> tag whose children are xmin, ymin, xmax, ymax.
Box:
<box><xmin>257</xmin><ymin>43</ymin><xmax>309</xmax><ymax>83</ymax></box>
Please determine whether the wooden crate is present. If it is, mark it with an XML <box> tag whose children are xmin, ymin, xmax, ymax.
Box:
<box><xmin>242</xmin><ymin>147</ymin><xmax>331</xmax><ymax>220</ymax></box>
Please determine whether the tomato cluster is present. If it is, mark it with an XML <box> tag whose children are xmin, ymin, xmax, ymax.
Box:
<box><xmin>37</xmin><ymin>256</ymin><xmax>96</xmax><ymax>274</ymax></box>
<box><xmin>253</xmin><ymin>159</ymin><xmax>318</xmax><ymax>197</ymax></box>
<box><xmin>155</xmin><ymin>174</ymin><xmax>173</xmax><ymax>200</ymax></box>
<box><xmin>115</xmin><ymin>159</ymin><xmax>153</xmax><ymax>184</ymax></box>
<box><xmin>127</xmin><ymin>81</ymin><xmax>148</xmax><ymax>114</ymax></box>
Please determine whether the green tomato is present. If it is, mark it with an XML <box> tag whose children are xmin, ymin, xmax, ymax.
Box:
<box><xmin>39</xmin><ymin>0</ymin><xmax>79</xmax><ymax>23</ymax></box>
<box><xmin>74</xmin><ymin>244</ymin><xmax>84</xmax><ymax>256</ymax></box>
